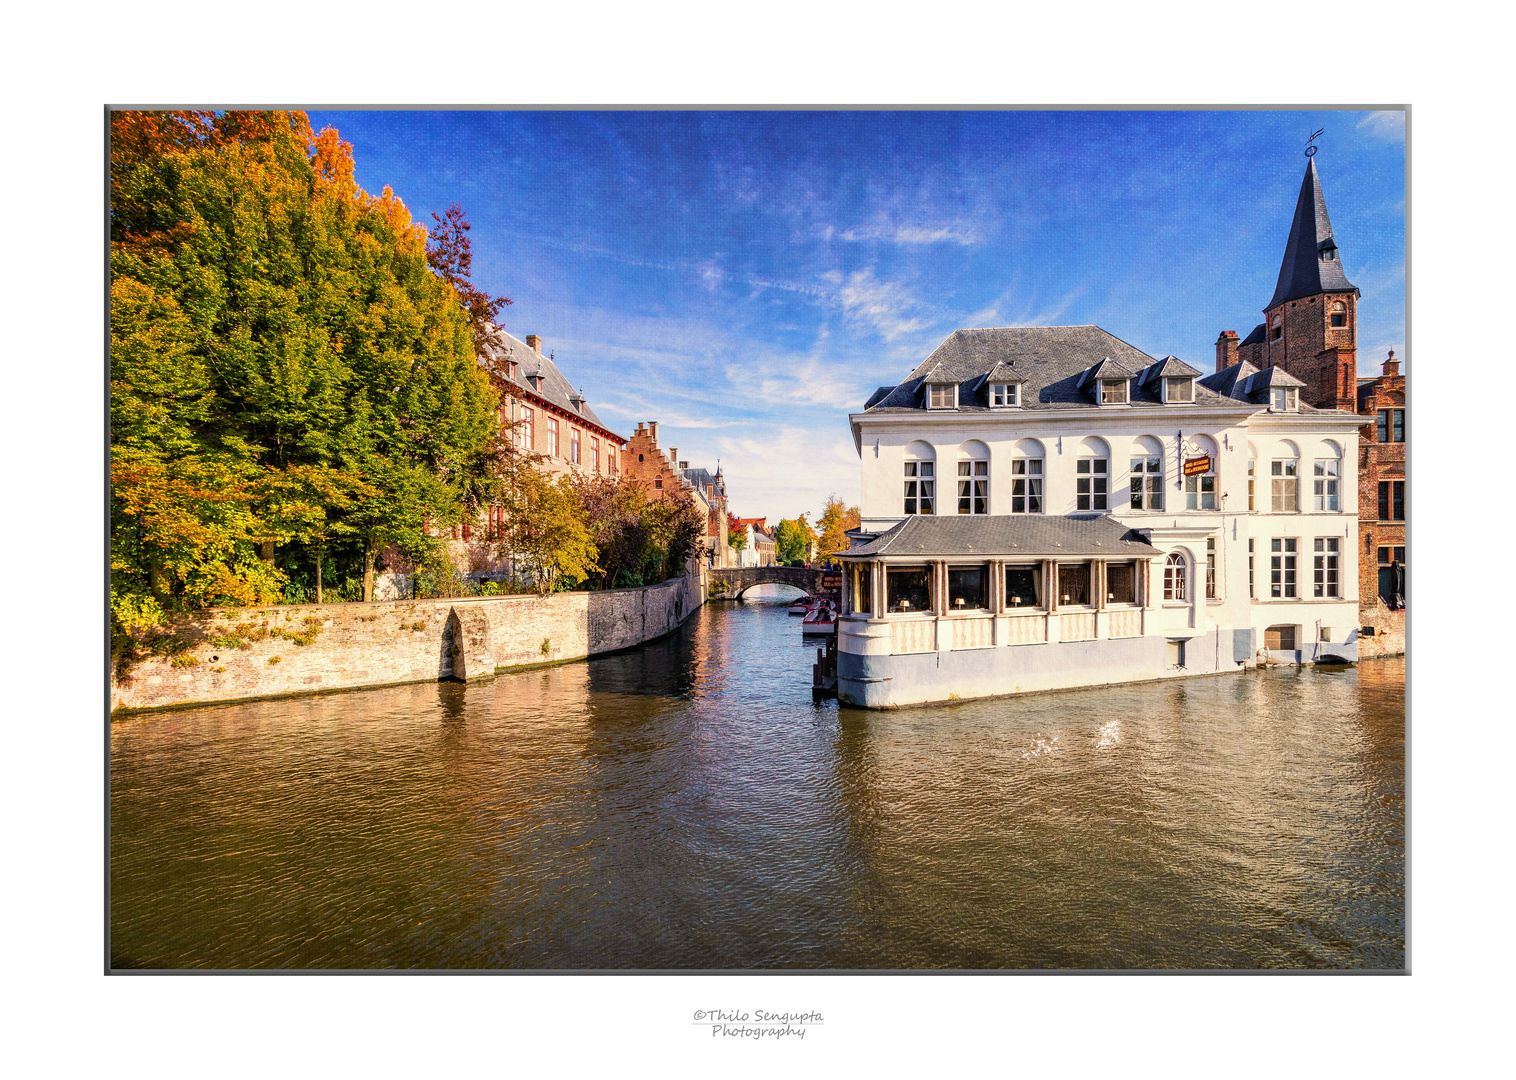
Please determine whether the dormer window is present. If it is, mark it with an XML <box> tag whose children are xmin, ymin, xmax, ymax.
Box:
<box><xmin>928</xmin><ymin>384</ymin><xmax>957</xmax><ymax>409</ymax></box>
<box><xmin>989</xmin><ymin>383</ymin><xmax>1019</xmax><ymax>408</ymax></box>
<box><xmin>1270</xmin><ymin>387</ymin><xmax>1299</xmax><ymax>412</ymax></box>
<box><xmin>1163</xmin><ymin>377</ymin><xmax>1194</xmax><ymax>403</ymax></box>
<box><xmin>1100</xmin><ymin>379</ymin><xmax>1128</xmax><ymax>405</ymax></box>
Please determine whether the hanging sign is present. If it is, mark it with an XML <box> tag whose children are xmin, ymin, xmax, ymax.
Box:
<box><xmin>1183</xmin><ymin>456</ymin><xmax>1213</xmax><ymax>476</ymax></box>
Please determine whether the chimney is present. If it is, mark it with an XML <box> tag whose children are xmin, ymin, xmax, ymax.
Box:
<box><xmin>526</xmin><ymin>334</ymin><xmax>542</xmax><ymax>355</ymax></box>
<box><xmin>669</xmin><ymin>448</ymin><xmax>678</xmax><ymax>470</ymax></box>
<box><xmin>648</xmin><ymin>421</ymin><xmax>659</xmax><ymax>447</ymax></box>
<box><xmin>1215</xmin><ymin>330</ymin><xmax>1239</xmax><ymax>373</ymax></box>
<box><xmin>1383</xmin><ymin>349</ymin><xmax>1400</xmax><ymax>378</ymax></box>
<box><xmin>680</xmin><ymin>461</ymin><xmax>689</xmax><ymax>470</ymax></box>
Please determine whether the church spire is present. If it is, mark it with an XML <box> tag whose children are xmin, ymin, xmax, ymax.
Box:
<box><xmin>1266</xmin><ymin>158</ymin><xmax>1358</xmax><ymax>311</ymax></box>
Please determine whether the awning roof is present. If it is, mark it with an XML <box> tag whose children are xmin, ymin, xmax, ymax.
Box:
<box><xmin>843</xmin><ymin>514</ymin><xmax>1161</xmax><ymax>559</ymax></box>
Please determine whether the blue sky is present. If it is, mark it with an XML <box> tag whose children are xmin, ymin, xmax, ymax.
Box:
<box><xmin>309</xmin><ymin>109</ymin><xmax>1406</xmax><ymax>522</ymax></box>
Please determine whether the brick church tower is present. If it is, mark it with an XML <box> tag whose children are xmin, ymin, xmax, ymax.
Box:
<box><xmin>1216</xmin><ymin>159</ymin><xmax>1360</xmax><ymax>411</ymax></box>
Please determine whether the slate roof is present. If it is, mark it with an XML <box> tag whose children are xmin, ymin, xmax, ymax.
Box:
<box><xmin>682</xmin><ymin>466</ymin><xmax>727</xmax><ymax>500</ymax></box>
<box><xmin>1239</xmin><ymin>323</ymin><xmax>1267</xmax><ymax>347</ymax></box>
<box><xmin>843</xmin><ymin>514</ymin><xmax>1161</xmax><ymax>559</ymax></box>
<box><xmin>476</xmin><ymin>328</ymin><xmax>622</xmax><ymax>440</ymax></box>
<box><xmin>1139</xmin><ymin>355</ymin><xmax>1202</xmax><ymax>384</ymax></box>
<box><xmin>982</xmin><ymin>360</ymin><xmax>1025</xmax><ymax>384</ymax></box>
<box><xmin>1266</xmin><ymin>159</ymin><xmax>1359</xmax><ymax>309</ymax></box>
<box><xmin>1199</xmin><ymin>362</ymin><xmax>1331</xmax><ymax>413</ymax></box>
<box><xmin>859</xmin><ymin>326</ymin><xmax>1238</xmax><ymax>413</ymax></box>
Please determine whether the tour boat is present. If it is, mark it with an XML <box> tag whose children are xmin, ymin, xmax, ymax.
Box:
<box><xmin>788</xmin><ymin>595</ymin><xmax>813</xmax><ymax>615</ymax></box>
<box><xmin>801</xmin><ymin>606</ymin><xmax>837</xmax><ymax>634</ymax></box>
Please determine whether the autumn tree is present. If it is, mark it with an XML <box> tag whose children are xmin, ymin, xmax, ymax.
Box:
<box><xmin>427</xmin><ymin>204</ymin><xmax>512</xmax><ymax>350</ymax></box>
<box><xmin>110</xmin><ymin>110</ymin><xmax>499</xmax><ymax>620</ymax></box>
<box><xmin>815</xmin><ymin>495</ymin><xmax>862</xmax><ymax>561</ymax></box>
<box><xmin>497</xmin><ymin>468</ymin><xmax>599</xmax><ymax>594</ymax></box>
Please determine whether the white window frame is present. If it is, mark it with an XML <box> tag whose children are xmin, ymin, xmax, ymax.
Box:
<box><xmin>1076</xmin><ymin>457</ymin><xmax>1109</xmax><ymax>511</ymax></box>
<box><xmin>903</xmin><ymin>460</ymin><xmax>935</xmax><ymax>515</ymax></box>
<box><xmin>957</xmin><ymin>458</ymin><xmax>989</xmax><ymax>515</ymax></box>
<box><xmin>1163</xmin><ymin>377</ymin><xmax>1194</xmax><ymax>403</ymax></box>
<box><xmin>1100</xmin><ymin>379</ymin><xmax>1128</xmax><ymax>405</ymax></box>
<box><xmin>1271</xmin><ymin>459</ymin><xmax>1298</xmax><ymax>513</ymax></box>
<box><xmin>1009</xmin><ymin>458</ymin><xmax>1043</xmax><ymax>514</ymax></box>
<box><xmin>1247</xmin><ymin>459</ymin><xmax>1256</xmax><ymax>511</ymax></box>
<box><xmin>1270</xmin><ymin>387</ymin><xmax>1299</xmax><ymax>412</ymax></box>
<box><xmin>1205</xmin><ymin>536</ymin><xmax>1217</xmax><ymax>599</ymax></box>
<box><xmin>989</xmin><ymin>383</ymin><xmax>1019</xmax><ymax>408</ymax></box>
<box><xmin>928</xmin><ymin>383</ymin><xmax>957</xmax><ymax>409</ymax></box>
<box><xmin>1313</xmin><ymin>537</ymin><xmax>1340</xmax><ymax>598</ymax></box>
<box><xmin>1130</xmin><ymin>455</ymin><xmax>1164</xmax><ymax>511</ymax></box>
<box><xmin>1313</xmin><ymin>458</ymin><xmax>1340</xmax><ymax>512</ymax></box>
<box><xmin>1185</xmin><ymin>461</ymin><xmax>1218</xmax><ymax>511</ymax></box>
<box><xmin>1163</xmin><ymin>552</ymin><xmax>1187</xmax><ymax>602</ymax></box>
<box><xmin>1270</xmin><ymin>537</ymin><xmax>1298</xmax><ymax>598</ymax></box>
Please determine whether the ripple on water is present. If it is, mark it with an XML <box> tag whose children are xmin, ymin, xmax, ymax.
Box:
<box><xmin>110</xmin><ymin>603</ymin><xmax>1404</xmax><ymax>969</ymax></box>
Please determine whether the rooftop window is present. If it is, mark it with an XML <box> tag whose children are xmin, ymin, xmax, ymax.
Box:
<box><xmin>989</xmin><ymin>383</ymin><xmax>1019</xmax><ymax>408</ymax></box>
<box><xmin>928</xmin><ymin>384</ymin><xmax>957</xmax><ymax>409</ymax></box>
<box><xmin>1164</xmin><ymin>377</ymin><xmax>1194</xmax><ymax>403</ymax></box>
<box><xmin>1270</xmin><ymin>387</ymin><xmax>1299</xmax><ymax>412</ymax></box>
<box><xmin>1100</xmin><ymin>379</ymin><xmax>1128</xmax><ymax>405</ymax></box>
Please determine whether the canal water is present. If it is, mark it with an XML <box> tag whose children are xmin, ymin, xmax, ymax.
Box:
<box><xmin>110</xmin><ymin>596</ymin><xmax>1405</xmax><ymax>969</ymax></box>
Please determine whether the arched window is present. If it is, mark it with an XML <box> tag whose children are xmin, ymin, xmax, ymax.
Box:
<box><xmin>1271</xmin><ymin>440</ymin><xmax>1300</xmax><ymax>513</ymax></box>
<box><xmin>1077</xmin><ymin>437</ymin><xmax>1110</xmax><ymax>511</ymax></box>
<box><xmin>957</xmin><ymin>440</ymin><xmax>989</xmax><ymax>515</ymax></box>
<box><xmin>1130</xmin><ymin>436</ymin><xmax>1164</xmax><ymax>511</ymax></box>
<box><xmin>1164</xmin><ymin>552</ymin><xmax>1188</xmax><ymax>601</ymax></box>
<box><xmin>903</xmin><ymin>441</ymin><xmax>936</xmax><ymax>515</ymax></box>
<box><xmin>1184</xmin><ymin>435</ymin><xmax>1219</xmax><ymax>510</ymax></box>
<box><xmin>1009</xmin><ymin>438</ymin><xmax>1044</xmax><ymax>514</ymax></box>
<box><xmin>1313</xmin><ymin>440</ymin><xmax>1342</xmax><ymax>512</ymax></box>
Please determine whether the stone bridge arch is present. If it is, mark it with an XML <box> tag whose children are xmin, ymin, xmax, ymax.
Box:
<box><xmin>707</xmin><ymin>565</ymin><xmax>830</xmax><ymax>599</ymax></box>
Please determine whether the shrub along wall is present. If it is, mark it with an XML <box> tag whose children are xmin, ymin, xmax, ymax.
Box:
<box><xmin>112</xmin><ymin>572</ymin><xmax>704</xmax><ymax>713</ymax></box>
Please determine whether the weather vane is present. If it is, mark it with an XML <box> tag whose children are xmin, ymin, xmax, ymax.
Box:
<box><xmin>1305</xmin><ymin>128</ymin><xmax>1324</xmax><ymax>158</ymax></box>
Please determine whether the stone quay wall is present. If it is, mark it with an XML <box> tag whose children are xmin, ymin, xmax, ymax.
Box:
<box><xmin>112</xmin><ymin>572</ymin><xmax>704</xmax><ymax>714</ymax></box>
<box><xmin>1357</xmin><ymin>602</ymin><xmax>1406</xmax><ymax>660</ymax></box>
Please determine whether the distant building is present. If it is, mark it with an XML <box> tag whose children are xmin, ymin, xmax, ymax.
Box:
<box><xmin>623</xmin><ymin>422</ymin><xmax>734</xmax><ymax>567</ymax></box>
<box><xmin>732</xmin><ymin>517</ymin><xmax>776</xmax><ymax>567</ymax></box>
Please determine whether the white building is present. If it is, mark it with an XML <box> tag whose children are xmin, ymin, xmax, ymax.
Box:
<box><xmin>837</xmin><ymin>325</ymin><xmax>1364</xmax><ymax>708</ymax></box>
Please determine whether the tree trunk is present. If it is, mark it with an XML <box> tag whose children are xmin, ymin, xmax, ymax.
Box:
<box><xmin>148</xmin><ymin>551</ymin><xmax>164</xmax><ymax>601</ymax></box>
<box><xmin>315</xmin><ymin>546</ymin><xmax>324</xmax><ymax>605</ymax></box>
<box><xmin>362</xmin><ymin>536</ymin><xmax>376</xmax><ymax>603</ymax></box>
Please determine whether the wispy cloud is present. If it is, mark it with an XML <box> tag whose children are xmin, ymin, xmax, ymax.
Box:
<box><xmin>1357</xmin><ymin>111</ymin><xmax>1405</xmax><ymax>143</ymax></box>
<box><xmin>826</xmin><ymin>268</ymin><xmax>934</xmax><ymax>341</ymax></box>
<box><xmin>711</xmin><ymin>424</ymin><xmax>862</xmax><ymax>521</ymax></box>
<box><xmin>962</xmin><ymin>280</ymin><xmax>1081</xmax><ymax>329</ymax></box>
<box><xmin>819</xmin><ymin>220</ymin><xmax>978</xmax><ymax>245</ymax></box>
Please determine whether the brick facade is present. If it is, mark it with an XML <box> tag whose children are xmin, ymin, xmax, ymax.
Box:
<box><xmin>1259</xmin><ymin>291</ymin><xmax>1358</xmax><ymax>411</ymax></box>
<box><xmin>1356</xmin><ymin>352</ymin><xmax>1406</xmax><ymax>633</ymax></box>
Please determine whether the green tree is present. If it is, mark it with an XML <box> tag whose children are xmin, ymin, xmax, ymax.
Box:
<box><xmin>110</xmin><ymin>110</ymin><xmax>499</xmax><ymax>617</ymax></box>
<box><xmin>775</xmin><ymin>514</ymin><xmax>816</xmax><ymax>565</ymax></box>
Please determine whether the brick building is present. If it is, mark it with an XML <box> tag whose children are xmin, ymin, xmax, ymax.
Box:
<box><xmin>623</xmin><ymin>421</ymin><xmax>734</xmax><ymax>567</ymax></box>
<box><xmin>1214</xmin><ymin>156</ymin><xmax>1405</xmax><ymax>652</ymax></box>
<box><xmin>1357</xmin><ymin>350</ymin><xmax>1406</xmax><ymax>614</ymax></box>
<box><xmin>1214</xmin><ymin>159</ymin><xmax>1359</xmax><ymax>413</ymax></box>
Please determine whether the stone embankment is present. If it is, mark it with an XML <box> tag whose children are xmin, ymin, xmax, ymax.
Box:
<box><xmin>112</xmin><ymin>573</ymin><xmax>703</xmax><ymax>713</ymax></box>
<box><xmin>1357</xmin><ymin>603</ymin><xmax>1406</xmax><ymax>660</ymax></box>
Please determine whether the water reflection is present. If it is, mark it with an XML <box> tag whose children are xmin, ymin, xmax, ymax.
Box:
<box><xmin>110</xmin><ymin>602</ymin><xmax>1404</xmax><ymax>969</ymax></box>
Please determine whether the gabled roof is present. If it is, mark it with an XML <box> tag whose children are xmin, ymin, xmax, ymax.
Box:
<box><xmin>843</xmin><ymin>514</ymin><xmax>1160</xmax><ymax>559</ymax></box>
<box><xmin>1079</xmin><ymin>356</ymin><xmax>1135</xmax><ymax>386</ymax></box>
<box><xmin>1199</xmin><ymin>360</ymin><xmax>1259</xmax><ymax>400</ymax></box>
<box><xmin>1266</xmin><ymin>159</ymin><xmax>1359</xmax><ymax>309</ymax></box>
<box><xmin>859</xmin><ymin>326</ymin><xmax>1235</xmax><ymax>414</ymax></box>
<box><xmin>1246</xmin><ymin>365</ymin><xmax>1307</xmax><ymax>391</ymax></box>
<box><xmin>983</xmin><ymin>360</ymin><xmax>1025</xmax><ymax>384</ymax></box>
<box><xmin>919</xmin><ymin>361</ymin><xmax>956</xmax><ymax>383</ymax></box>
<box><xmin>477</xmin><ymin>328</ymin><xmax>622</xmax><ymax>441</ymax></box>
<box><xmin>1200</xmin><ymin>362</ymin><xmax>1308</xmax><ymax>406</ymax></box>
<box><xmin>1139</xmin><ymin>355</ymin><xmax>1202</xmax><ymax>384</ymax></box>
<box><xmin>1239</xmin><ymin>323</ymin><xmax>1267</xmax><ymax>347</ymax></box>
